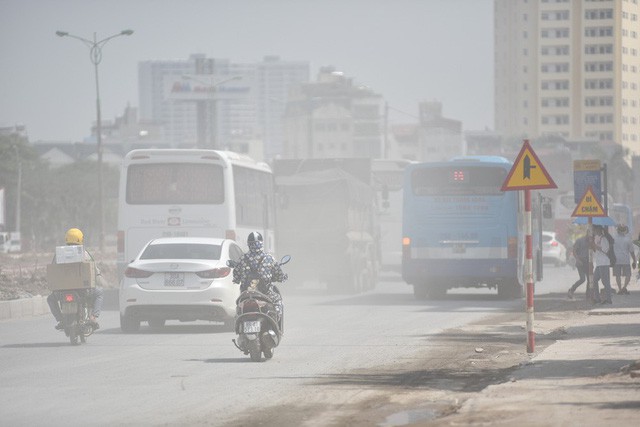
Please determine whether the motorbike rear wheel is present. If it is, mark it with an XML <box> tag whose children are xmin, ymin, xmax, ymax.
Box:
<box><xmin>69</xmin><ymin>325</ymin><xmax>80</xmax><ymax>346</ymax></box>
<box><xmin>248</xmin><ymin>340</ymin><xmax>262</xmax><ymax>362</ymax></box>
<box><xmin>263</xmin><ymin>347</ymin><xmax>273</xmax><ymax>359</ymax></box>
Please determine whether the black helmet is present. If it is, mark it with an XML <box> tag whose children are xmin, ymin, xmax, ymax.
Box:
<box><xmin>247</xmin><ymin>231</ymin><xmax>264</xmax><ymax>252</ymax></box>
<box><xmin>247</xmin><ymin>231</ymin><xmax>263</xmax><ymax>245</ymax></box>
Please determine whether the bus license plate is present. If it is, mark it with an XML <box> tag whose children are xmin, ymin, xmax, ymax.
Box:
<box><xmin>453</xmin><ymin>244</ymin><xmax>466</xmax><ymax>254</ymax></box>
<box><xmin>164</xmin><ymin>272</ymin><xmax>185</xmax><ymax>287</ymax></box>
<box><xmin>243</xmin><ymin>320</ymin><xmax>261</xmax><ymax>333</ymax></box>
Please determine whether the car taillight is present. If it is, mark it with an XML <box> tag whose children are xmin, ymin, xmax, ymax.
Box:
<box><xmin>551</xmin><ymin>241</ymin><xmax>559</xmax><ymax>247</ymax></box>
<box><xmin>117</xmin><ymin>230</ymin><xmax>124</xmax><ymax>253</ymax></box>
<box><xmin>124</xmin><ymin>267</ymin><xmax>154</xmax><ymax>278</ymax></box>
<box><xmin>196</xmin><ymin>267</ymin><xmax>231</xmax><ymax>279</ymax></box>
<box><xmin>64</xmin><ymin>294</ymin><xmax>75</xmax><ymax>302</ymax></box>
<box><xmin>508</xmin><ymin>237</ymin><xmax>518</xmax><ymax>258</ymax></box>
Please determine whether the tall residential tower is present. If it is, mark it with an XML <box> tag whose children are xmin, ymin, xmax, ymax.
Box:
<box><xmin>495</xmin><ymin>0</ymin><xmax>640</xmax><ymax>153</ymax></box>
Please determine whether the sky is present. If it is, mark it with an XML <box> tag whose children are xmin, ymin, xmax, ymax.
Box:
<box><xmin>0</xmin><ymin>0</ymin><xmax>494</xmax><ymax>142</ymax></box>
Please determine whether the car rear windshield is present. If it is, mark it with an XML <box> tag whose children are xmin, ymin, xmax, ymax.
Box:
<box><xmin>140</xmin><ymin>243</ymin><xmax>222</xmax><ymax>260</ymax></box>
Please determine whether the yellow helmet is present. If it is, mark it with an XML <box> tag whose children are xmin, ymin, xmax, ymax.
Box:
<box><xmin>65</xmin><ymin>228</ymin><xmax>84</xmax><ymax>245</ymax></box>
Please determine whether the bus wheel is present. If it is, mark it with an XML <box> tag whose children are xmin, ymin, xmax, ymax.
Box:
<box><xmin>428</xmin><ymin>286</ymin><xmax>447</xmax><ymax>299</ymax></box>
<box><xmin>498</xmin><ymin>281</ymin><xmax>522</xmax><ymax>299</ymax></box>
<box><xmin>413</xmin><ymin>284</ymin><xmax>428</xmax><ymax>300</ymax></box>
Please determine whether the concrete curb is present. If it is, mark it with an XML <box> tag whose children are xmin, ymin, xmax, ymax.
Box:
<box><xmin>0</xmin><ymin>295</ymin><xmax>49</xmax><ymax>320</ymax></box>
<box><xmin>0</xmin><ymin>289</ymin><xmax>119</xmax><ymax>321</ymax></box>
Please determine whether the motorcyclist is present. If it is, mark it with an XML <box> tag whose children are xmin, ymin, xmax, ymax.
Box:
<box><xmin>47</xmin><ymin>228</ymin><xmax>104</xmax><ymax>330</ymax></box>
<box><xmin>232</xmin><ymin>231</ymin><xmax>287</xmax><ymax>322</ymax></box>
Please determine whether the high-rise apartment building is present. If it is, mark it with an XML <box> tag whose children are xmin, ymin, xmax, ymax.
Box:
<box><xmin>138</xmin><ymin>54</ymin><xmax>309</xmax><ymax>160</ymax></box>
<box><xmin>495</xmin><ymin>0</ymin><xmax>640</xmax><ymax>154</ymax></box>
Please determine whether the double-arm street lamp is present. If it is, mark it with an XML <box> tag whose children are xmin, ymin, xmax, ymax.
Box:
<box><xmin>56</xmin><ymin>29</ymin><xmax>133</xmax><ymax>252</ymax></box>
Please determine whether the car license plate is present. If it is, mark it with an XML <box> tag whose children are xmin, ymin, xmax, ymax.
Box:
<box><xmin>243</xmin><ymin>320</ymin><xmax>261</xmax><ymax>333</ymax></box>
<box><xmin>164</xmin><ymin>272</ymin><xmax>185</xmax><ymax>287</ymax></box>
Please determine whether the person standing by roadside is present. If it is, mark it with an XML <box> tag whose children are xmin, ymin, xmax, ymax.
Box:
<box><xmin>612</xmin><ymin>224</ymin><xmax>636</xmax><ymax>295</ymax></box>
<box><xmin>591</xmin><ymin>225</ymin><xmax>613</xmax><ymax>304</ymax></box>
<box><xmin>568</xmin><ymin>233</ymin><xmax>590</xmax><ymax>299</ymax></box>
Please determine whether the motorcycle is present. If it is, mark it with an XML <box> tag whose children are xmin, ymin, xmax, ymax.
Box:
<box><xmin>228</xmin><ymin>255</ymin><xmax>290</xmax><ymax>362</ymax></box>
<box><xmin>53</xmin><ymin>289</ymin><xmax>95</xmax><ymax>345</ymax></box>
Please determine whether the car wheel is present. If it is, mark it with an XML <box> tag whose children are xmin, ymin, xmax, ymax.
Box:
<box><xmin>120</xmin><ymin>313</ymin><xmax>141</xmax><ymax>333</ymax></box>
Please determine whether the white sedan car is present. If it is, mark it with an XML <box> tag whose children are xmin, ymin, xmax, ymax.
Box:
<box><xmin>119</xmin><ymin>237</ymin><xmax>244</xmax><ymax>332</ymax></box>
<box><xmin>542</xmin><ymin>231</ymin><xmax>567</xmax><ymax>267</ymax></box>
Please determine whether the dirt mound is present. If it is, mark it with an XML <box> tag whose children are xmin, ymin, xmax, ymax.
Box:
<box><xmin>0</xmin><ymin>251</ymin><xmax>118</xmax><ymax>301</ymax></box>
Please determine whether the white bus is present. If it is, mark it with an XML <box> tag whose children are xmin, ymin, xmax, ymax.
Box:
<box><xmin>372</xmin><ymin>159</ymin><xmax>413</xmax><ymax>271</ymax></box>
<box><xmin>117</xmin><ymin>149</ymin><xmax>275</xmax><ymax>277</ymax></box>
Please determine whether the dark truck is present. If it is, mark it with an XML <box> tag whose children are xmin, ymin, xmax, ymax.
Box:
<box><xmin>273</xmin><ymin>159</ymin><xmax>379</xmax><ymax>293</ymax></box>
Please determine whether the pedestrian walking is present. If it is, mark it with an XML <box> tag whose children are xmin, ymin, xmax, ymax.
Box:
<box><xmin>613</xmin><ymin>224</ymin><xmax>636</xmax><ymax>295</ymax></box>
<box><xmin>591</xmin><ymin>225</ymin><xmax>614</xmax><ymax>304</ymax></box>
<box><xmin>567</xmin><ymin>233</ymin><xmax>590</xmax><ymax>299</ymax></box>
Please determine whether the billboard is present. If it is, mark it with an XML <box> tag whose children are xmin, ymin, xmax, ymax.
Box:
<box><xmin>164</xmin><ymin>75</ymin><xmax>253</xmax><ymax>101</ymax></box>
<box><xmin>573</xmin><ymin>160</ymin><xmax>601</xmax><ymax>204</ymax></box>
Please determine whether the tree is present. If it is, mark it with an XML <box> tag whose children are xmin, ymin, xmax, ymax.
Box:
<box><xmin>0</xmin><ymin>135</ymin><xmax>119</xmax><ymax>251</ymax></box>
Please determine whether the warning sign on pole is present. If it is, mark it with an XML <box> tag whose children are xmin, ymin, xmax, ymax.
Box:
<box><xmin>572</xmin><ymin>186</ymin><xmax>606</xmax><ymax>217</ymax></box>
<box><xmin>501</xmin><ymin>140</ymin><xmax>557</xmax><ymax>191</ymax></box>
<box><xmin>501</xmin><ymin>139</ymin><xmax>557</xmax><ymax>354</ymax></box>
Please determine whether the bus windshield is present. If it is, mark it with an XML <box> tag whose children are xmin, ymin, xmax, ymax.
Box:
<box><xmin>126</xmin><ymin>163</ymin><xmax>224</xmax><ymax>205</ymax></box>
<box><xmin>411</xmin><ymin>166</ymin><xmax>507</xmax><ymax>196</ymax></box>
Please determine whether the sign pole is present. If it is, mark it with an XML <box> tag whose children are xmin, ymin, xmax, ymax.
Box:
<box><xmin>525</xmin><ymin>189</ymin><xmax>535</xmax><ymax>353</ymax></box>
<box><xmin>587</xmin><ymin>217</ymin><xmax>594</xmax><ymax>303</ymax></box>
<box><xmin>501</xmin><ymin>139</ymin><xmax>557</xmax><ymax>354</ymax></box>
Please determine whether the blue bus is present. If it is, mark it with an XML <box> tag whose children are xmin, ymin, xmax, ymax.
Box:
<box><xmin>402</xmin><ymin>156</ymin><xmax>543</xmax><ymax>299</ymax></box>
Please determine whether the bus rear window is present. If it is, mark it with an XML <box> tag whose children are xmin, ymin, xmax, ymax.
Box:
<box><xmin>411</xmin><ymin>166</ymin><xmax>507</xmax><ymax>196</ymax></box>
<box><xmin>127</xmin><ymin>163</ymin><xmax>224</xmax><ymax>204</ymax></box>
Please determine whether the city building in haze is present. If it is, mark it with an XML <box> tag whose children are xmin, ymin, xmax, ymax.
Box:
<box><xmin>494</xmin><ymin>0</ymin><xmax>640</xmax><ymax>154</ymax></box>
<box><xmin>282</xmin><ymin>67</ymin><xmax>384</xmax><ymax>159</ymax></box>
<box><xmin>138</xmin><ymin>54</ymin><xmax>309</xmax><ymax>161</ymax></box>
<box><xmin>389</xmin><ymin>101</ymin><xmax>463</xmax><ymax>162</ymax></box>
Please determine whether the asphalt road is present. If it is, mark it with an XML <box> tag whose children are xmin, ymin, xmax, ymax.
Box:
<box><xmin>0</xmin><ymin>266</ymin><xmax>576</xmax><ymax>426</ymax></box>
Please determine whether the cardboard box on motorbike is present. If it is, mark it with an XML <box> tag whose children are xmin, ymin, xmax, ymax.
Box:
<box><xmin>47</xmin><ymin>261</ymin><xmax>96</xmax><ymax>290</ymax></box>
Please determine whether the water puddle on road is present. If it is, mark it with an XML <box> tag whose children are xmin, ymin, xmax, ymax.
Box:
<box><xmin>379</xmin><ymin>407</ymin><xmax>438</xmax><ymax>426</ymax></box>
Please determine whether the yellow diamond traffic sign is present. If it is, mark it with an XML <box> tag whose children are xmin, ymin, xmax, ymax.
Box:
<box><xmin>572</xmin><ymin>186</ymin><xmax>606</xmax><ymax>217</ymax></box>
<box><xmin>501</xmin><ymin>140</ymin><xmax>557</xmax><ymax>191</ymax></box>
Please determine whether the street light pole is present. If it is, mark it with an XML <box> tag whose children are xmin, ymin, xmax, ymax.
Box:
<box><xmin>56</xmin><ymin>29</ymin><xmax>133</xmax><ymax>252</ymax></box>
<box><xmin>12</xmin><ymin>144</ymin><xmax>21</xmax><ymax>240</ymax></box>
